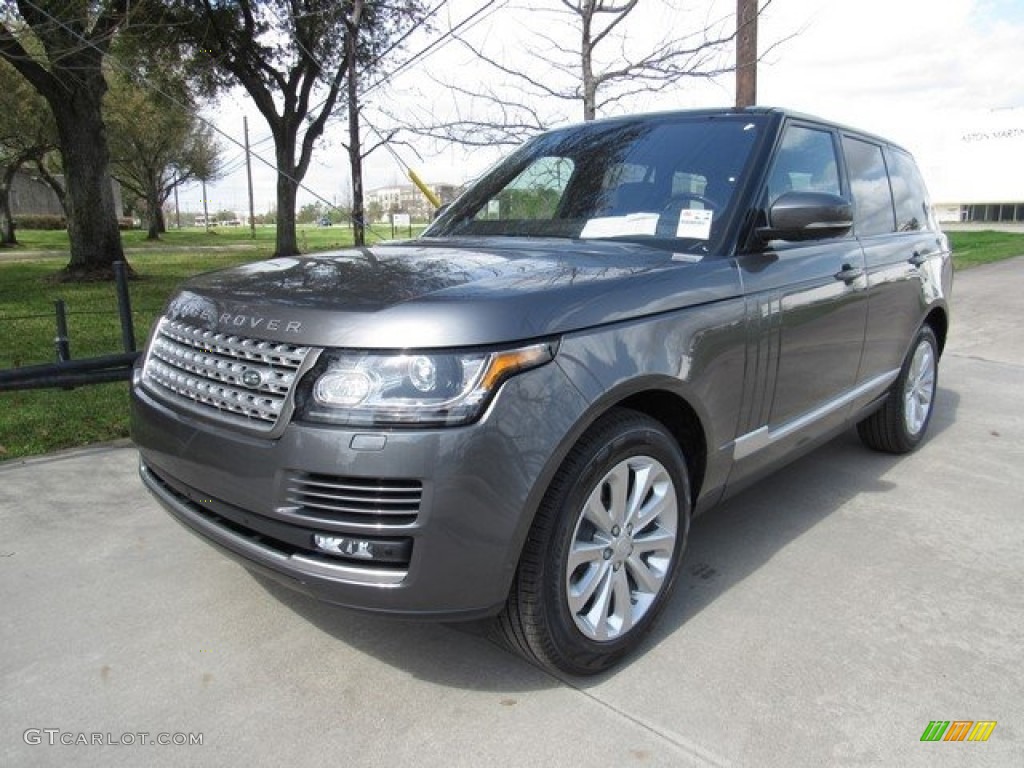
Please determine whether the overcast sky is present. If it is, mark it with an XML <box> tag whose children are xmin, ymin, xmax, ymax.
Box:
<box><xmin>180</xmin><ymin>0</ymin><xmax>1024</xmax><ymax>217</ymax></box>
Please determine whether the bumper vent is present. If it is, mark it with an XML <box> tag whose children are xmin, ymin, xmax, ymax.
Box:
<box><xmin>143</xmin><ymin>318</ymin><xmax>311</xmax><ymax>429</ymax></box>
<box><xmin>286</xmin><ymin>473</ymin><xmax>422</xmax><ymax>526</ymax></box>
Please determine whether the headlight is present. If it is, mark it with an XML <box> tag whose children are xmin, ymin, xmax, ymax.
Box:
<box><xmin>296</xmin><ymin>341</ymin><xmax>557</xmax><ymax>427</ymax></box>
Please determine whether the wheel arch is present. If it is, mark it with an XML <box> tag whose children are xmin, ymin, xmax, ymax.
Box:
<box><xmin>497</xmin><ymin>377</ymin><xmax>714</xmax><ymax>610</ymax></box>
<box><xmin>615</xmin><ymin>388</ymin><xmax>708</xmax><ymax>509</ymax></box>
<box><xmin>924</xmin><ymin>305</ymin><xmax>949</xmax><ymax>356</ymax></box>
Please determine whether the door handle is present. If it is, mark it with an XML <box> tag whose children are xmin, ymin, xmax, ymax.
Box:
<box><xmin>834</xmin><ymin>265</ymin><xmax>864</xmax><ymax>283</ymax></box>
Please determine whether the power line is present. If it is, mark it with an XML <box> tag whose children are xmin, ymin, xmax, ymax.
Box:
<box><xmin>282</xmin><ymin>0</ymin><xmax>507</xmax><ymax>184</ymax></box>
<box><xmin>13</xmin><ymin>0</ymin><xmax>504</xmax><ymax>218</ymax></box>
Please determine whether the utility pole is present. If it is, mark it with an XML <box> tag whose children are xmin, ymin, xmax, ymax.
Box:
<box><xmin>173</xmin><ymin>175</ymin><xmax>181</xmax><ymax>229</ymax></box>
<box><xmin>244</xmin><ymin>116</ymin><xmax>257</xmax><ymax>239</ymax></box>
<box><xmin>201</xmin><ymin>179</ymin><xmax>210</xmax><ymax>232</ymax></box>
<box><xmin>736</xmin><ymin>0</ymin><xmax>758</xmax><ymax>108</ymax></box>
<box><xmin>346</xmin><ymin>0</ymin><xmax>366</xmax><ymax>246</ymax></box>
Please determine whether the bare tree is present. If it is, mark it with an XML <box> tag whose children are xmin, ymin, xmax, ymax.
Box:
<box><xmin>402</xmin><ymin>0</ymin><xmax>785</xmax><ymax>145</ymax></box>
<box><xmin>338</xmin><ymin>0</ymin><xmax>431</xmax><ymax>246</ymax></box>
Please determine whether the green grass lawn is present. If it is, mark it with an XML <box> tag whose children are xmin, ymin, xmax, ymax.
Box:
<box><xmin>946</xmin><ymin>230</ymin><xmax>1024</xmax><ymax>270</ymax></box>
<box><xmin>1</xmin><ymin>229</ymin><xmax>1022</xmax><ymax>461</ymax></box>
<box><xmin>7</xmin><ymin>221</ymin><xmax>424</xmax><ymax>253</ymax></box>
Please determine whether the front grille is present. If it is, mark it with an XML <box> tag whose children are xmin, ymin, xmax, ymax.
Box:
<box><xmin>143</xmin><ymin>318</ymin><xmax>311</xmax><ymax>429</ymax></box>
<box><xmin>286</xmin><ymin>472</ymin><xmax>422</xmax><ymax>527</ymax></box>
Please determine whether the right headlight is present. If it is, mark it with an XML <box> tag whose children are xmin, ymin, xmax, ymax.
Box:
<box><xmin>295</xmin><ymin>340</ymin><xmax>558</xmax><ymax>427</ymax></box>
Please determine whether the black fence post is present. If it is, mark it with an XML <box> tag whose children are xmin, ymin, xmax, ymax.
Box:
<box><xmin>54</xmin><ymin>299</ymin><xmax>71</xmax><ymax>362</ymax></box>
<box><xmin>113</xmin><ymin>261</ymin><xmax>136</xmax><ymax>353</ymax></box>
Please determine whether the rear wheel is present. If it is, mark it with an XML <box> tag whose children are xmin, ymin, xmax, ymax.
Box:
<box><xmin>858</xmin><ymin>325</ymin><xmax>939</xmax><ymax>454</ymax></box>
<box><xmin>497</xmin><ymin>408</ymin><xmax>691</xmax><ymax>675</ymax></box>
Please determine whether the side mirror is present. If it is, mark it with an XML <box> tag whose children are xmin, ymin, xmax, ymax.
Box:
<box><xmin>757</xmin><ymin>191</ymin><xmax>853</xmax><ymax>242</ymax></box>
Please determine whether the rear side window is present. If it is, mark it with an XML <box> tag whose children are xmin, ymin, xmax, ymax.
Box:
<box><xmin>766</xmin><ymin>125</ymin><xmax>841</xmax><ymax>204</ymax></box>
<box><xmin>843</xmin><ymin>136</ymin><xmax>895</xmax><ymax>237</ymax></box>
<box><xmin>887</xmin><ymin>148</ymin><xmax>933</xmax><ymax>231</ymax></box>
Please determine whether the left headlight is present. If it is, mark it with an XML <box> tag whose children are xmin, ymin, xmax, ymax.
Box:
<box><xmin>295</xmin><ymin>340</ymin><xmax>558</xmax><ymax>427</ymax></box>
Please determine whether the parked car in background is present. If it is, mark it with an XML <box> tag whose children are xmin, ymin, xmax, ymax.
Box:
<box><xmin>132</xmin><ymin>108</ymin><xmax>951</xmax><ymax>675</ymax></box>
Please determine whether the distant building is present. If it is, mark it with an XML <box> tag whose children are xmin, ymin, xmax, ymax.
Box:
<box><xmin>9</xmin><ymin>171</ymin><xmax>64</xmax><ymax>218</ymax></box>
<box><xmin>9</xmin><ymin>169</ymin><xmax>124</xmax><ymax>220</ymax></box>
<box><xmin>365</xmin><ymin>182</ymin><xmax>461</xmax><ymax>222</ymax></box>
<box><xmin>924</xmin><ymin>107</ymin><xmax>1024</xmax><ymax>224</ymax></box>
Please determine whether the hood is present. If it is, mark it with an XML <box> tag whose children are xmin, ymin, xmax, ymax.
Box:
<box><xmin>163</xmin><ymin>238</ymin><xmax>739</xmax><ymax>348</ymax></box>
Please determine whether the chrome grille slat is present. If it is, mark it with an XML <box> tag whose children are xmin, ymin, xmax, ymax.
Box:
<box><xmin>295</xmin><ymin>477</ymin><xmax>421</xmax><ymax>493</ymax></box>
<box><xmin>292</xmin><ymin>499</ymin><xmax>415</xmax><ymax>517</ymax></box>
<box><xmin>286</xmin><ymin>473</ymin><xmax>423</xmax><ymax>522</ymax></box>
<box><xmin>290</xmin><ymin>493</ymin><xmax>417</xmax><ymax>512</ymax></box>
<box><xmin>143</xmin><ymin>318</ymin><xmax>310</xmax><ymax>428</ymax></box>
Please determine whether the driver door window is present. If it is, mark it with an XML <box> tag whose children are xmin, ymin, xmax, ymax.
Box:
<box><xmin>766</xmin><ymin>125</ymin><xmax>841</xmax><ymax>204</ymax></box>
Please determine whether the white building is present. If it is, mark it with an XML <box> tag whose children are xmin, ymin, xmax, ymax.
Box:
<box><xmin>920</xmin><ymin>107</ymin><xmax>1024</xmax><ymax>224</ymax></box>
<box><xmin>365</xmin><ymin>182</ymin><xmax>461</xmax><ymax>222</ymax></box>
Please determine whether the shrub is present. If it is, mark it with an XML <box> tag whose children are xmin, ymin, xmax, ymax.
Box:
<box><xmin>13</xmin><ymin>214</ymin><xmax>67</xmax><ymax>230</ymax></box>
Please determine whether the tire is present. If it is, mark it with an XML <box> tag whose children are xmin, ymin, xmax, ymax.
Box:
<box><xmin>857</xmin><ymin>325</ymin><xmax>939</xmax><ymax>454</ymax></box>
<box><xmin>496</xmin><ymin>408</ymin><xmax>691</xmax><ymax>676</ymax></box>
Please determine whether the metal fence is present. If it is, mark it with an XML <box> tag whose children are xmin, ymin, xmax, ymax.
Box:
<box><xmin>0</xmin><ymin>261</ymin><xmax>141</xmax><ymax>391</ymax></box>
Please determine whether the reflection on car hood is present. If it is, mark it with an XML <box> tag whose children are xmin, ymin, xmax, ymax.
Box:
<box><xmin>164</xmin><ymin>238</ymin><xmax>739</xmax><ymax>348</ymax></box>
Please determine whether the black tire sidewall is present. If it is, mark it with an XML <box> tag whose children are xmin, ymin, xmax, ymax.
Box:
<box><xmin>894</xmin><ymin>326</ymin><xmax>939</xmax><ymax>449</ymax></box>
<box><xmin>536</xmin><ymin>413</ymin><xmax>691</xmax><ymax>671</ymax></box>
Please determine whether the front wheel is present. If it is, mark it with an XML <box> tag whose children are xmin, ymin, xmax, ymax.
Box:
<box><xmin>496</xmin><ymin>408</ymin><xmax>691</xmax><ymax>676</ymax></box>
<box><xmin>858</xmin><ymin>325</ymin><xmax>939</xmax><ymax>454</ymax></box>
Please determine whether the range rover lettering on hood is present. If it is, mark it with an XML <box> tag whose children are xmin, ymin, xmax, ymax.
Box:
<box><xmin>219</xmin><ymin>313</ymin><xmax>303</xmax><ymax>333</ymax></box>
<box><xmin>165</xmin><ymin>292</ymin><xmax>303</xmax><ymax>333</ymax></box>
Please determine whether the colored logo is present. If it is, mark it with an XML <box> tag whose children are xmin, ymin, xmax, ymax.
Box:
<box><xmin>920</xmin><ymin>721</ymin><xmax>997</xmax><ymax>742</ymax></box>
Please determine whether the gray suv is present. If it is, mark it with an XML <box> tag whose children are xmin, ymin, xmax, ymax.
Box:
<box><xmin>132</xmin><ymin>108</ymin><xmax>952</xmax><ymax>674</ymax></box>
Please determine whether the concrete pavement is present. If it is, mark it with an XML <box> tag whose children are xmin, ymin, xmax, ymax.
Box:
<box><xmin>2</xmin><ymin>258</ymin><xmax>1022</xmax><ymax>767</ymax></box>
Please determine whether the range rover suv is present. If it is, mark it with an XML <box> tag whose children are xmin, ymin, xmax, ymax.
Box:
<box><xmin>132</xmin><ymin>108</ymin><xmax>952</xmax><ymax>675</ymax></box>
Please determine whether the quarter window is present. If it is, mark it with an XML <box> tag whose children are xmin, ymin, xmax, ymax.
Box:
<box><xmin>887</xmin><ymin>148</ymin><xmax>933</xmax><ymax>232</ymax></box>
<box><xmin>842</xmin><ymin>137</ymin><xmax>895</xmax><ymax>236</ymax></box>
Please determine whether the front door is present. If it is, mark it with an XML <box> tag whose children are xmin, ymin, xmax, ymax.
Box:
<box><xmin>731</xmin><ymin>122</ymin><xmax>869</xmax><ymax>478</ymax></box>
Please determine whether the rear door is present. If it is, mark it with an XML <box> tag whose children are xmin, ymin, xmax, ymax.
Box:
<box><xmin>848</xmin><ymin>140</ymin><xmax>946</xmax><ymax>398</ymax></box>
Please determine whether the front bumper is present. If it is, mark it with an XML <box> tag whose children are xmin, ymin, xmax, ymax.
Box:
<box><xmin>131</xmin><ymin>361</ymin><xmax>587</xmax><ymax>619</ymax></box>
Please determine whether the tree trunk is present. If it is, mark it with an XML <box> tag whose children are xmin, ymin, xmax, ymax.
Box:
<box><xmin>145</xmin><ymin>186</ymin><xmax>161</xmax><ymax>240</ymax></box>
<box><xmin>48</xmin><ymin>85</ymin><xmax>125</xmax><ymax>277</ymax></box>
<box><xmin>34</xmin><ymin>158</ymin><xmax>67</xmax><ymax>216</ymax></box>
<box><xmin>1</xmin><ymin>163</ymin><xmax>20</xmax><ymax>245</ymax></box>
<box><xmin>580</xmin><ymin>4</ymin><xmax>596</xmax><ymax>121</ymax></box>
<box><xmin>274</xmin><ymin>133</ymin><xmax>300</xmax><ymax>257</ymax></box>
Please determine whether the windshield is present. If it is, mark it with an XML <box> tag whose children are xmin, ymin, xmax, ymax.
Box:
<box><xmin>425</xmin><ymin>114</ymin><xmax>766</xmax><ymax>251</ymax></box>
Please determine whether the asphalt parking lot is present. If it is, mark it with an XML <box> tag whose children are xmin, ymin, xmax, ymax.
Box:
<box><xmin>2</xmin><ymin>258</ymin><xmax>1022</xmax><ymax>768</ymax></box>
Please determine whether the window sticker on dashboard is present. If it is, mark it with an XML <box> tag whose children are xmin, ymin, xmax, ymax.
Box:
<box><xmin>581</xmin><ymin>212</ymin><xmax>658</xmax><ymax>238</ymax></box>
<box><xmin>676</xmin><ymin>209</ymin><xmax>713</xmax><ymax>240</ymax></box>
